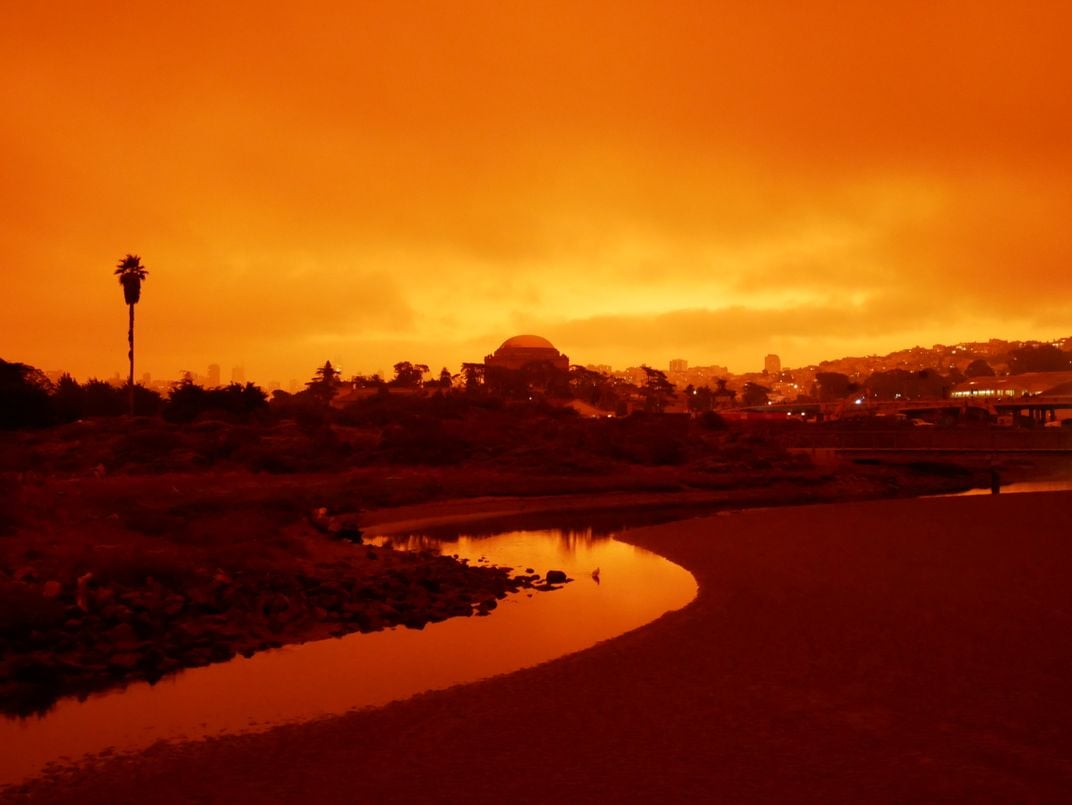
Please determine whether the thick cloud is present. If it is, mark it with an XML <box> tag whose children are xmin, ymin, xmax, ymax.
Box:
<box><xmin>1</xmin><ymin>3</ymin><xmax>1069</xmax><ymax>380</ymax></box>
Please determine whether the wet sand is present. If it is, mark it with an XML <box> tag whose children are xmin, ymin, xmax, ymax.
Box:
<box><xmin>12</xmin><ymin>491</ymin><xmax>1072</xmax><ymax>803</ymax></box>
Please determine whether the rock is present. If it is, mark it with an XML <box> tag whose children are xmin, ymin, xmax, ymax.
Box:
<box><xmin>90</xmin><ymin>583</ymin><xmax>114</xmax><ymax>608</ymax></box>
<box><xmin>545</xmin><ymin>570</ymin><xmax>568</xmax><ymax>584</ymax></box>
<box><xmin>310</xmin><ymin>508</ymin><xmax>363</xmax><ymax>542</ymax></box>
<box><xmin>99</xmin><ymin>603</ymin><xmax>133</xmax><ymax>622</ymax></box>
<box><xmin>41</xmin><ymin>580</ymin><xmax>63</xmax><ymax>599</ymax></box>
<box><xmin>104</xmin><ymin>622</ymin><xmax>138</xmax><ymax>646</ymax></box>
<box><xmin>210</xmin><ymin>644</ymin><xmax>235</xmax><ymax>663</ymax></box>
<box><xmin>185</xmin><ymin>647</ymin><xmax>214</xmax><ymax>666</ymax></box>
<box><xmin>310</xmin><ymin>507</ymin><xmax>331</xmax><ymax>531</ymax></box>
<box><xmin>330</xmin><ymin>516</ymin><xmax>363</xmax><ymax>542</ymax></box>
<box><xmin>174</xmin><ymin>621</ymin><xmax>210</xmax><ymax>645</ymax></box>
<box><xmin>261</xmin><ymin>593</ymin><xmax>291</xmax><ymax>616</ymax></box>
<box><xmin>108</xmin><ymin>652</ymin><xmax>141</xmax><ymax>672</ymax></box>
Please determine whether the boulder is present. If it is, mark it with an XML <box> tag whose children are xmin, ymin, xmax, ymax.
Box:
<box><xmin>310</xmin><ymin>508</ymin><xmax>363</xmax><ymax>542</ymax></box>
<box><xmin>41</xmin><ymin>580</ymin><xmax>63</xmax><ymax>599</ymax></box>
<box><xmin>104</xmin><ymin>622</ymin><xmax>138</xmax><ymax>645</ymax></box>
<box><xmin>108</xmin><ymin>652</ymin><xmax>141</xmax><ymax>672</ymax></box>
<box><xmin>545</xmin><ymin>570</ymin><xmax>568</xmax><ymax>584</ymax></box>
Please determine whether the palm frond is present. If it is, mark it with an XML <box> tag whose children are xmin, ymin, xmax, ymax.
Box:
<box><xmin>114</xmin><ymin>253</ymin><xmax>149</xmax><ymax>281</ymax></box>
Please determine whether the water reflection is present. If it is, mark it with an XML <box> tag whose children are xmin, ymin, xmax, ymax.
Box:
<box><xmin>374</xmin><ymin>526</ymin><xmax>607</xmax><ymax>562</ymax></box>
<box><xmin>952</xmin><ymin>480</ymin><xmax>1072</xmax><ymax>496</ymax></box>
<box><xmin>1</xmin><ymin>529</ymin><xmax>696</xmax><ymax>786</ymax></box>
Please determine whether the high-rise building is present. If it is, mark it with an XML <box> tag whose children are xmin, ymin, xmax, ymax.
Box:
<box><xmin>669</xmin><ymin>359</ymin><xmax>688</xmax><ymax>372</ymax></box>
<box><xmin>764</xmin><ymin>354</ymin><xmax>781</xmax><ymax>376</ymax></box>
<box><xmin>207</xmin><ymin>364</ymin><xmax>221</xmax><ymax>387</ymax></box>
<box><xmin>231</xmin><ymin>365</ymin><xmax>245</xmax><ymax>384</ymax></box>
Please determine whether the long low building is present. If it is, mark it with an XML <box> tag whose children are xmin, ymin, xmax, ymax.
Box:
<box><xmin>950</xmin><ymin>370</ymin><xmax>1072</xmax><ymax>399</ymax></box>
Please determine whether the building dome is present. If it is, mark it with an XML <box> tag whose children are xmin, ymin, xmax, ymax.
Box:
<box><xmin>497</xmin><ymin>334</ymin><xmax>558</xmax><ymax>352</ymax></box>
<box><xmin>485</xmin><ymin>334</ymin><xmax>569</xmax><ymax>372</ymax></box>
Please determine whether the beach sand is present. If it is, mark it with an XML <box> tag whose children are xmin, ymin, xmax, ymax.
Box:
<box><xmin>12</xmin><ymin>491</ymin><xmax>1072</xmax><ymax>803</ymax></box>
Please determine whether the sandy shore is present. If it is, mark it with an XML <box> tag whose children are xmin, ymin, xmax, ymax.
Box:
<box><xmin>11</xmin><ymin>491</ymin><xmax>1072</xmax><ymax>803</ymax></box>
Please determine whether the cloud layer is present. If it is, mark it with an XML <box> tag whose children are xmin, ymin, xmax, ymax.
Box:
<box><xmin>2</xmin><ymin>2</ymin><xmax>1069</xmax><ymax>381</ymax></box>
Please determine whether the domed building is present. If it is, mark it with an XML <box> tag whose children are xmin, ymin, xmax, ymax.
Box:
<box><xmin>484</xmin><ymin>334</ymin><xmax>569</xmax><ymax>372</ymax></box>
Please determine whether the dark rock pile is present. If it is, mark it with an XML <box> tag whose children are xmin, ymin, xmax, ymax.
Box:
<box><xmin>0</xmin><ymin>553</ymin><xmax>568</xmax><ymax>717</ymax></box>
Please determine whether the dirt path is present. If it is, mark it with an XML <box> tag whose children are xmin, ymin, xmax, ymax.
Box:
<box><xmin>11</xmin><ymin>492</ymin><xmax>1072</xmax><ymax>803</ymax></box>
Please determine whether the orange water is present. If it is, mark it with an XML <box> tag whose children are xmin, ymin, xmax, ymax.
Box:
<box><xmin>2</xmin><ymin>528</ymin><xmax>696</xmax><ymax>785</ymax></box>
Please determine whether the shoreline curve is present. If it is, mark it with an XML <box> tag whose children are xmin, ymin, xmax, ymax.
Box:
<box><xmin>11</xmin><ymin>491</ymin><xmax>1072</xmax><ymax>803</ymax></box>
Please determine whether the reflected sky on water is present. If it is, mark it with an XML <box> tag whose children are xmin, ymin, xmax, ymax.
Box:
<box><xmin>1</xmin><ymin>527</ymin><xmax>696</xmax><ymax>787</ymax></box>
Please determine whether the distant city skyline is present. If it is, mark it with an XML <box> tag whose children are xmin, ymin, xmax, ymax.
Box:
<box><xmin>31</xmin><ymin>333</ymin><xmax>1071</xmax><ymax>389</ymax></box>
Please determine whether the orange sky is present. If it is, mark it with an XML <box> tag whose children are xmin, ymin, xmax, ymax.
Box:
<box><xmin>2</xmin><ymin>1</ymin><xmax>1070</xmax><ymax>384</ymax></box>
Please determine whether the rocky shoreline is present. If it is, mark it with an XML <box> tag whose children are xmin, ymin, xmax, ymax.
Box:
<box><xmin>9</xmin><ymin>492</ymin><xmax>1072</xmax><ymax>803</ymax></box>
<box><xmin>0</xmin><ymin>454</ymin><xmax>983</xmax><ymax>720</ymax></box>
<box><xmin>0</xmin><ymin>529</ymin><xmax>564</xmax><ymax>718</ymax></box>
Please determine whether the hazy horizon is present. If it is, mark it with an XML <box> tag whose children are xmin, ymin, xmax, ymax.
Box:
<box><xmin>12</xmin><ymin>329</ymin><xmax>1070</xmax><ymax>391</ymax></box>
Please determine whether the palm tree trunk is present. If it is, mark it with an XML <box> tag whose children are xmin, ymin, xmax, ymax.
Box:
<box><xmin>128</xmin><ymin>303</ymin><xmax>135</xmax><ymax>416</ymax></box>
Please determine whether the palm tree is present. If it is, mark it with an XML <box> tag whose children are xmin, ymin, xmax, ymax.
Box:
<box><xmin>114</xmin><ymin>254</ymin><xmax>148</xmax><ymax>415</ymax></box>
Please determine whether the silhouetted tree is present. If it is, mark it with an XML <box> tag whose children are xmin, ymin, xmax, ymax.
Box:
<box><xmin>685</xmin><ymin>384</ymin><xmax>714</xmax><ymax>413</ymax></box>
<box><xmin>864</xmin><ymin>369</ymin><xmax>949</xmax><ymax>401</ymax></box>
<box><xmin>461</xmin><ymin>363</ymin><xmax>484</xmax><ymax>393</ymax></box>
<box><xmin>391</xmin><ymin>361</ymin><xmax>428</xmax><ymax>388</ymax></box>
<box><xmin>964</xmin><ymin>358</ymin><xmax>996</xmax><ymax>378</ymax></box>
<box><xmin>712</xmin><ymin>378</ymin><xmax>737</xmax><ymax>409</ymax></box>
<box><xmin>438</xmin><ymin>367</ymin><xmax>453</xmax><ymax>388</ymax></box>
<box><xmin>519</xmin><ymin>360</ymin><xmax>570</xmax><ymax>397</ymax></box>
<box><xmin>352</xmin><ymin>373</ymin><xmax>386</xmax><ymax>389</ymax></box>
<box><xmin>164</xmin><ymin>376</ymin><xmax>206</xmax><ymax>423</ymax></box>
<box><xmin>163</xmin><ymin>378</ymin><xmax>262</xmax><ymax>422</ymax></box>
<box><xmin>740</xmin><ymin>382</ymin><xmax>771</xmax><ymax>407</ymax></box>
<box><xmin>1007</xmin><ymin>344</ymin><xmax>1072</xmax><ymax>374</ymax></box>
<box><xmin>114</xmin><ymin>254</ymin><xmax>148</xmax><ymax>415</ymax></box>
<box><xmin>641</xmin><ymin>366</ymin><xmax>675</xmax><ymax>413</ymax></box>
<box><xmin>569</xmin><ymin>365</ymin><xmax>617</xmax><ymax>408</ymax></box>
<box><xmin>50</xmin><ymin>373</ymin><xmax>84</xmax><ymax>423</ymax></box>
<box><xmin>204</xmin><ymin>382</ymin><xmax>268</xmax><ymax>419</ymax></box>
<box><xmin>0</xmin><ymin>359</ymin><xmax>52</xmax><ymax>428</ymax></box>
<box><xmin>484</xmin><ymin>366</ymin><xmax>528</xmax><ymax>398</ymax></box>
<box><xmin>306</xmin><ymin>361</ymin><xmax>342</xmax><ymax>403</ymax></box>
<box><xmin>82</xmin><ymin>379</ymin><xmax>127</xmax><ymax>417</ymax></box>
<box><xmin>813</xmin><ymin>372</ymin><xmax>857</xmax><ymax>402</ymax></box>
<box><xmin>47</xmin><ymin>373</ymin><xmax>157</xmax><ymax>421</ymax></box>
